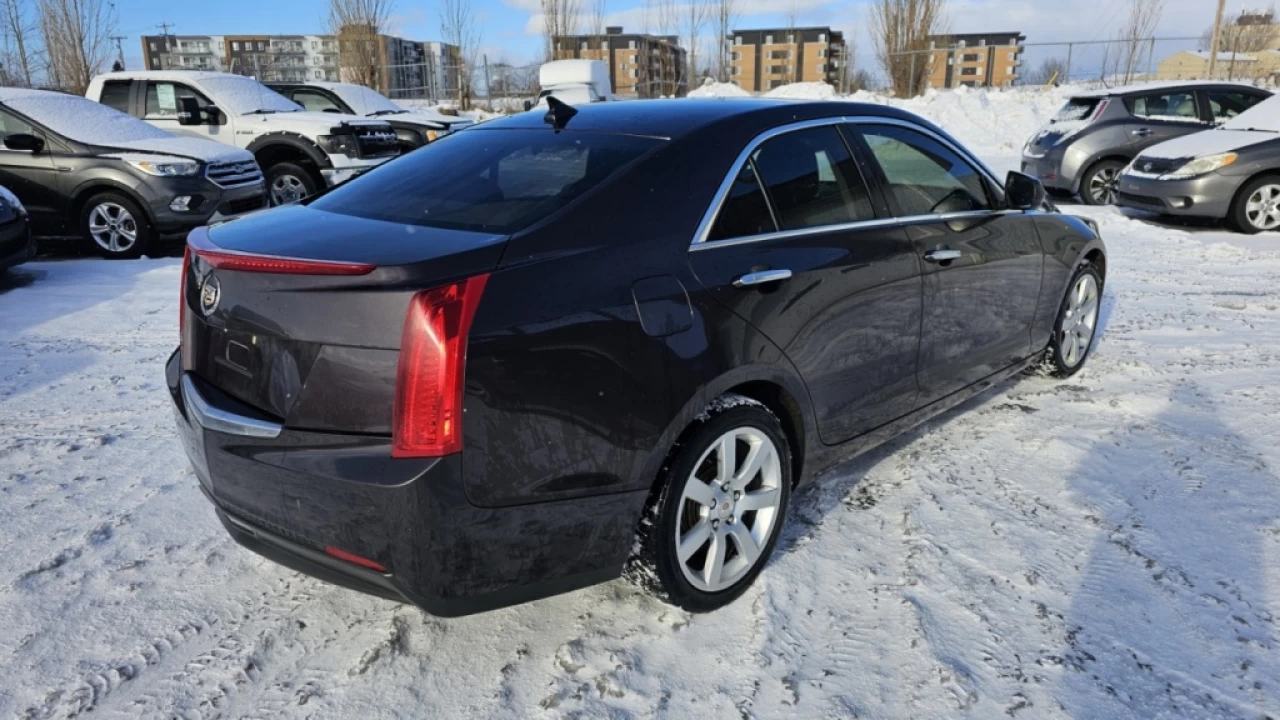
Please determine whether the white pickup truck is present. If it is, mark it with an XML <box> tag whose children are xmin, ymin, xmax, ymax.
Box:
<box><xmin>528</xmin><ymin>60</ymin><xmax>616</xmax><ymax>109</ymax></box>
<box><xmin>86</xmin><ymin>71</ymin><xmax>400</xmax><ymax>205</ymax></box>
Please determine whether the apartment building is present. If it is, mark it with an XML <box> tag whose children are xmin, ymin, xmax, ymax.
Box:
<box><xmin>728</xmin><ymin>28</ymin><xmax>847</xmax><ymax>92</ymax></box>
<box><xmin>140</xmin><ymin>33</ymin><xmax>459</xmax><ymax>98</ymax></box>
<box><xmin>924</xmin><ymin>32</ymin><xmax>1025</xmax><ymax>89</ymax></box>
<box><xmin>553</xmin><ymin>26</ymin><xmax>688</xmax><ymax>98</ymax></box>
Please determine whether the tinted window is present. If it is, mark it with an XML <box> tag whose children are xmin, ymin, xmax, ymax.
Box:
<box><xmin>292</xmin><ymin>89</ymin><xmax>344</xmax><ymax>113</ymax></box>
<box><xmin>1207</xmin><ymin>90</ymin><xmax>1266</xmax><ymax>123</ymax></box>
<box><xmin>860</xmin><ymin>124</ymin><xmax>991</xmax><ymax>216</ymax></box>
<box><xmin>750</xmin><ymin>126</ymin><xmax>873</xmax><ymax>230</ymax></box>
<box><xmin>1054</xmin><ymin>97</ymin><xmax>1100</xmax><ymax>122</ymax></box>
<box><xmin>708</xmin><ymin>161</ymin><xmax>775</xmax><ymax>241</ymax></box>
<box><xmin>145</xmin><ymin>82</ymin><xmax>215</xmax><ymax>118</ymax></box>
<box><xmin>99</xmin><ymin>81</ymin><xmax>132</xmax><ymax>113</ymax></box>
<box><xmin>1126</xmin><ymin>91</ymin><xmax>1199</xmax><ymax>120</ymax></box>
<box><xmin>309</xmin><ymin>129</ymin><xmax>659</xmax><ymax>234</ymax></box>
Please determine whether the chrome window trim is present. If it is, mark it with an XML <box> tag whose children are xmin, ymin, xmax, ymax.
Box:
<box><xmin>690</xmin><ymin>114</ymin><xmax>1008</xmax><ymax>251</ymax></box>
<box><xmin>181</xmin><ymin>374</ymin><xmax>282</xmax><ymax>439</ymax></box>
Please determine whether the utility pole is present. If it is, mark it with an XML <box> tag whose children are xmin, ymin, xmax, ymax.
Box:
<box><xmin>1207</xmin><ymin>0</ymin><xmax>1226</xmax><ymax>78</ymax></box>
<box><xmin>110</xmin><ymin>35</ymin><xmax>126</xmax><ymax>70</ymax></box>
<box><xmin>157</xmin><ymin>22</ymin><xmax>176</xmax><ymax>70</ymax></box>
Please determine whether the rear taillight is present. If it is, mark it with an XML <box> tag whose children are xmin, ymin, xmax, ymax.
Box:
<box><xmin>186</xmin><ymin>230</ymin><xmax>375</xmax><ymax>276</ymax></box>
<box><xmin>179</xmin><ymin>246</ymin><xmax>190</xmax><ymax>339</ymax></box>
<box><xmin>392</xmin><ymin>274</ymin><xmax>490</xmax><ymax>458</ymax></box>
<box><xmin>324</xmin><ymin>546</ymin><xmax>387</xmax><ymax>572</ymax></box>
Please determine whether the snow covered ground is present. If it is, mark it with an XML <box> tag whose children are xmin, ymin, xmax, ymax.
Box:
<box><xmin>2</xmin><ymin>86</ymin><xmax>1280</xmax><ymax>719</ymax></box>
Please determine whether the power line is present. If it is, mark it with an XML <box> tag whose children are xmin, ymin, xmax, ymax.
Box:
<box><xmin>109</xmin><ymin>35</ymin><xmax>126</xmax><ymax>69</ymax></box>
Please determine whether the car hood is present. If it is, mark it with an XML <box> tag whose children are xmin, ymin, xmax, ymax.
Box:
<box><xmin>1138</xmin><ymin>128</ymin><xmax>1280</xmax><ymax>160</ymax></box>
<box><xmin>237</xmin><ymin>110</ymin><xmax>393</xmax><ymax>133</ymax></box>
<box><xmin>101</xmin><ymin>136</ymin><xmax>254</xmax><ymax>164</ymax></box>
<box><xmin>397</xmin><ymin>110</ymin><xmax>473</xmax><ymax>128</ymax></box>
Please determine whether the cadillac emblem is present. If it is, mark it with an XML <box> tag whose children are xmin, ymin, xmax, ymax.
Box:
<box><xmin>199</xmin><ymin>274</ymin><xmax>221</xmax><ymax>316</ymax></box>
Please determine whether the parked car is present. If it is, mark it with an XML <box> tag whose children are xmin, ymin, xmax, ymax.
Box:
<box><xmin>526</xmin><ymin>59</ymin><xmax>616</xmax><ymax>110</ymax></box>
<box><xmin>1117</xmin><ymin>94</ymin><xmax>1280</xmax><ymax>233</ymax></box>
<box><xmin>1022</xmin><ymin>81</ymin><xmax>1271</xmax><ymax>205</ymax></box>
<box><xmin>0</xmin><ymin>88</ymin><xmax>265</xmax><ymax>259</ymax></box>
<box><xmin>168</xmin><ymin>99</ymin><xmax>1106</xmax><ymax>616</ymax></box>
<box><xmin>265</xmin><ymin>81</ymin><xmax>472</xmax><ymax>152</ymax></box>
<box><xmin>86</xmin><ymin>72</ymin><xmax>400</xmax><ymax>206</ymax></box>
<box><xmin>0</xmin><ymin>183</ymin><xmax>32</xmax><ymax>271</ymax></box>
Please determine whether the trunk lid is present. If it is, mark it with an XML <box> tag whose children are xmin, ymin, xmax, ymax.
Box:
<box><xmin>182</xmin><ymin>206</ymin><xmax>506</xmax><ymax>434</ymax></box>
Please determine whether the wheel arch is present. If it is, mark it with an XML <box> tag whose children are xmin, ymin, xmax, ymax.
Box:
<box><xmin>69</xmin><ymin>180</ymin><xmax>156</xmax><ymax>229</ymax></box>
<box><xmin>1227</xmin><ymin>169</ymin><xmax>1280</xmax><ymax>217</ymax></box>
<box><xmin>1074</xmin><ymin>154</ymin><xmax>1132</xmax><ymax>195</ymax></box>
<box><xmin>246</xmin><ymin>134</ymin><xmax>331</xmax><ymax>182</ymax></box>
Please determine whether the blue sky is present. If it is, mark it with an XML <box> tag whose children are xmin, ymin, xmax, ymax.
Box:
<box><xmin>118</xmin><ymin>0</ymin><xmax>1219</xmax><ymax>80</ymax></box>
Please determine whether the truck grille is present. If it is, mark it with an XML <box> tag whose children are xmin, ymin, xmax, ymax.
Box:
<box><xmin>206</xmin><ymin>160</ymin><xmax>265</xmax><ymax>189</ymax></box>
<box><xmin>354</xmin><ymin>127</ymin><xmax>400</xmax><ymax>158</ymax></box>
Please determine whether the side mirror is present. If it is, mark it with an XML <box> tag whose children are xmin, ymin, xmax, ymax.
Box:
<box><xmin>205</xmin><ymin>105</ymin><xmax>224</xmax><ymax>125</ymax></box>
<box><xmin>523</xmin><ymin>100</ymin><xmax>533</xmax><ymax>112</ymax></box>
<box><xmin>322</xmin><ymin>107</ymin><xmax>342</xmax><ymax>113</ymax></box>
<box><xmin>1005</xmin><ymin>170</ymin><xmax>1045</xmax><ymax>210</ymax></box>
<box><xmin>3</xmin><ymin>133</ymin><xmax>44</xmax><ymax>153</ymax></box>
<box><xmin>178</xmin><ymin>96</ymin><xmax>203</xmax><ymax>126</ymax></box>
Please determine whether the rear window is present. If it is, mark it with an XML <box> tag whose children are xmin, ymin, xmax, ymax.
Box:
<box><xmin>1054</xmin><ymin>97</ymin><xmax>1100</xmax><ymax>122</ymax></box>
<box><xmin>308</xmin><ymin>129</ymin><xmax>660</xmax><ymax>234</ymax></box>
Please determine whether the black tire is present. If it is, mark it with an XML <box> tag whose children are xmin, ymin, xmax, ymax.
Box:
<box><xmin>1079</xmin><ymin>159</ymin><xmax>1126</xmax><ymax>206</ymax></box>
<box><xmin>1042</xmin><ymin>263</ymin><xmax>1103</xmax><ymax>377</ymax></box>
<box><xmin>80</xmin><ymin>191</ymin><xmax>153</xmax><ymax>259</ymax></box>
<box><xmin>1227</xmin><ymin>174</ymin><xmax>1280</xmax><ymax>234</ymax></box>
<box><xmin>265</xmin><ymin>162</ymin><xmax>320</xmax><ymax>206</ymax></box>
<box><xmin>630</xmin><ymin>397</ymin><xmax>792</xmax><ymax>613</ymax></box>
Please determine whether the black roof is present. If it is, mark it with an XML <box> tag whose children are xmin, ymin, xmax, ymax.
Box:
<box><xmin>474</xmin><ymin>98</ymin><xmax>939</xmax><ymax>140</ymax></box>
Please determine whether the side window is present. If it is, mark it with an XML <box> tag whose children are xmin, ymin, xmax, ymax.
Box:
<box><xmin>292</xmin><ymin>89</ymin><xmax>343</xmax><ymax>113</ymax></box>
<box><xmin>99</xmin><ymin>81</ymin><xmax>133</xmax><ymax>113</ymax></box>
<box><xmin>749</xmin><ymin>126</ymin><xmax>874</xmax><ymax>230</ymax></box>
<box><xmin>860</xmin><ymin>124</ymin><xmax>991</xmax><ymax>217</ymax></box>
<box><xmin>708</xmin><ymin>161</ymin><xmax>776</xmax><ymax>241</ymax></box>
<box><xmin>1206</xmin><ymin>90</ymin><xmax>1267</xmax><ymax>123</ymax></box>
<box><xmin>145</xmin><ymin>82</ymin><xmax>213</xmax><ymax>118</ymax></box>
<box><xmin>0</xmin><ymin>109</ymin><xmax>38</xmax><ymax>145</ymax></box>
<box><xmin>1126</xmin><ymin>91</ymin><xmax>1199</xmax><ymax>121</ymax></box>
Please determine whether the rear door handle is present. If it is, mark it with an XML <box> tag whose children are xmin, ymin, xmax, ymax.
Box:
<box><xmin>1131</xmin><ymin>128</ymin><xmax>1152</xmax><ymax>137</ymax></box>
<box><xmin>923</xmin><ymin>249</ymin><xmax>962</xmax><ymax>263</ymax></box>
<box><xmin>733</xmin><ymin>269</ymin><xmax>792</xmax><ymax>287</ymax></box>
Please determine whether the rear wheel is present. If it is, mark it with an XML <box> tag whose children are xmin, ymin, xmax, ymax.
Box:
<box><xmin>1080</xmin><ymin>159</ymin><xmax>1125</xmax><ymax>206</ymax></box>
<box><xmin>81</xmin><ymin>192</ymin><xmax>152</xmax><ymax>259</ymax></box>
<box><xmin>265</xmin><ymin>162</ymin><xmax>319</xmax><ymax>206</ymax></box>
<box><xmin>1228</xmin><ymin>175</ymin><xmax>1280</xmax><ymax>234</ymax></box>
<box><xmin>631</xmin><ymin>398</ymin><xmax>791</xmax><ymax>612</ymax></box>
<box><xmin>1043</xmin><ymin>264</ymin><xmax>1102</xmax><ymax>377</ymax></box>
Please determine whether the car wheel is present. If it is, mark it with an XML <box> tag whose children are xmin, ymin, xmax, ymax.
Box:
<box><xmin>631</xmin><ymin>396</ymin><xmax>792</xmax><ymax>612</ymax></box>
<box><xmin>1228</xmin><ymin>175</ymin><xmax>1280</xmax><ymax>234</ymax></box>
<box><xmin>1043</xmin><ymin>263</ymin><xmax>1102</xmax><ymax>377</ymax></box>
<box><xmin>265</xmin><ymin>162</ymin><xmax>319</xmax><ymax>206</ymax></box>
<box><xmin>81</xmin><ymin>192</ymin><xmax>152</xmax><ymax>259</ymax></box>
<box><xmin>1080</xmin><ymin>160</ymin><xmax>1125</xmax><ymax>206</ymax></box>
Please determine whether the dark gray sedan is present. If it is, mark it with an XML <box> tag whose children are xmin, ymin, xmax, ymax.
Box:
<box><xmin>1022</xmin><ymin>82</ymin><xmax>1270</xmax><ymax>206</ymax></box>
<box><xmin>1116</xmin><ymin>94</ymin><xmax>1280</xmax><ymax>233</ymax></box>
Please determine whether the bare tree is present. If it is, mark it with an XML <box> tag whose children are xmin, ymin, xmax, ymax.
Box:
<box><xmin>868</xmin><ymin>0</ymin><xmax>948</xmax><ymax>98</ymax></box>
<box><xmin>784</xmin><ymin>0</ymin><xmax>799</xmax><ymax>84</ymax></box>
<box><xmin>589</xmin><ymin>0</ymin><xmax>606</xmax><ymax>44</ymax></box>
<box><xmin>1101</xmin><ymin>0</ymin><xmax>1165</xmax><ymax>85</ymax></box>
<box><xmin>1201</xmin><ymin>6</ymin><xmax>1277</xmax><ymax>54</ymax></box>
<box><xmin>655</xmin><ymin>0</ymin><xmax>678</xmax><ymax>95</ymax></box>
<box><xmin>38</xmin><ymin>0</ymin><xmax>115</xmax><ymax>94</ymax></box>
<box><xmin>712</xmin><ymin>0</ymin><xmax>736</xmax><ymax>82</ymax></box>
<box><xmin>441</xmin><ymin>0</ymin><xmax>480</xmax><ymax>109</ymax></box>
<box><xmin>329</xmin><ymin>0</ymin><xmax>394</xmax><ymax>90</ymax></box>
<box><xmin>1025</xmin><ymin>56</ymin><xmax>1067</xmax><ymax>85</ymax></box>
<box><xmin>679</xmin><ymin>0</ymin><xmax>706</xmax><ymax>86</ymax></box>
<box><xmin>1</xmin><ymin>0</ymin><xmax>38</xmax><ymax>87</ymax></box>
<box><xmin>542</xmin><ymin>0</ymin><xmax>581</xmax><ymax>62</ymax></box>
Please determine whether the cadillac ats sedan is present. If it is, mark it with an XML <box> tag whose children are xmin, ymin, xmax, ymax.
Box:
<box><xmin>168</xmin><ymin>99</ymin><xmax>1108</xmax><ymax>616</ymax></box>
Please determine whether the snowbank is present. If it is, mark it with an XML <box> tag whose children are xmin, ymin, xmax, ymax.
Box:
<box><xmin>687</xmin><ymin>81</ymin><xmax>751</xmax><ymax>98</ymax></box>
<box><xmin>765</xmin><ymin>81</ymin><xmax>838</xmax><ymax>100</ymax></box>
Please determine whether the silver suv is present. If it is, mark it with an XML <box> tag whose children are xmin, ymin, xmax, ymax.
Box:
<box><xmin>1022</xmin><ymin>82</ymin><xmax>1271</xmax><ymax>205</ymax></box>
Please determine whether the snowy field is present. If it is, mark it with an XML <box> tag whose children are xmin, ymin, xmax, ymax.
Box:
<box><xmin>3</xmin><ymin>87</ymin><xmax>1280</xmax><ymax>719</ymax></box>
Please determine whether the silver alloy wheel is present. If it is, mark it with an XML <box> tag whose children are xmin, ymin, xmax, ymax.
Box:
<box><xmin>1059</xmin><ymin>273</ymin><xmax>1099</xmax><ymax>368</ymax></box>
<box><xmin>87</xmin><ymin>202</ymin><xmax>139</xmax><ymax>253</ymax></box>
<box><xmin>270</xmin><ymin>174</ymin><xmax>307</xmax><ymax>205</ymax></box>
<box><xmin>1245</xmin><ymin>184</ymin><xmax>1280</xmax><ymax>231</ymax></box>
<box><xmin>675</xmin><ymin>426</ymin><xmax>783</xmax><ymax>593</ymax></box>
<box><xmin>1088</xmin><ymin>167</ymin><xmax>1119</xmax><ymax>204</ymax></box>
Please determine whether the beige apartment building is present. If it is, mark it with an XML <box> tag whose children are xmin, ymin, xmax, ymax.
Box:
<box><xmin>1156</xmin><ymin>49</ymin><xmax>1280</xmax><ymax>81</ymax></box>
<box><xmin>925</xmin><ymin>32</ymin><xmax>1025</xmax><ymax>89</ymax></box>
<box><xmin>728</xmin><ymin>27</ymin><xmax>847</xmax><ymax>92</ymax></box>
<box><xmin>553</xmin><ymin>26</ymin><xmax>687</xmax><ymax>97</ymax></box>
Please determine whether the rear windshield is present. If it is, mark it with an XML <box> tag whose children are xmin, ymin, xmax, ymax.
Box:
<box><xmin>309</xmin><ymin>128</ymin><xmax>660</xmax><ymax>234</ymax></box>
<box><xmin>1054</xmin><ymin>97</ymin><xmax>1101</xmax><ymax>122</ymax></box>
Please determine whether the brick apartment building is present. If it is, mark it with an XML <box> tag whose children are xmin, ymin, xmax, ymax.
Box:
<box><xmin>728</xmin><ymin>27</ymin><xmax>847</xmax><ymax>92</ymax></box>
<box><xmin>140</xmin><ymin>33</ymin><xmax>460</xmax><ymax>99</ymax></box>
<box><xmin>924</xmin><ymin>32</ymin><xmax>1025</xmax><ymax>89</ymax></box>
<box><xmin>552</xmin><ymin>26</ymin><xmax>688</xmax><ymax>97</ymax></box>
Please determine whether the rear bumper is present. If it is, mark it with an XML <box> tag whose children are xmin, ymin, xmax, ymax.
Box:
<box><xmin>0</xmin><ymin>217</ymin><xmax>33</xmax><ymax>270</ymax></box>
<box><xmin>1115</xmin><ymin>171</ymin><xmax>1238</xmax><ymax>218</ymax></box>
<box><xmin>1021</xmin><ymin>154</ymin><xmax>1074</xmax><ymax>191</ymax></box>
<box><xmin>166</xmin><ymin>349</ymin><xmax>639</xmax><ymax>616</ymax></box>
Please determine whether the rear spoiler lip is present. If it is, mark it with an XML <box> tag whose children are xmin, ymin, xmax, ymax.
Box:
<box><xmin>187</xmin><ymin>225</ymin><xmax>377</xmax><ymax>276</ymax></box>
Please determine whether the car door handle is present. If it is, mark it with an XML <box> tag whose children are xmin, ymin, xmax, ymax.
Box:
<box><xmin>923</xmin><ymin>249</ymin><xmax>962</xmax><ymax>263</ymax></box>
<box><xmin>1131</xmin><ymin>128</ymin><xmax>1153</xmax><ymax>137</ymax></box>
<box><xmin>733</xmin><ymin>269</ymin><xmax>792</xmax><ymax>287</ymax></box>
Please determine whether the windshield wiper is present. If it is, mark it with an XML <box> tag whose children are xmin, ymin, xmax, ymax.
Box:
<box><xmin>244</xmin><ymin>109</ymin><xmax>278</xmax><ymax>115</ymax></box>
<box><xmin>368</xmin><ymin>109</ymin><xmax>407</xmax><ymax>116</ymax></box>
<box><xmin>1230</xmin><ymin>126</ymin><xmax>1279</xmax><ymax>133</ymax></box>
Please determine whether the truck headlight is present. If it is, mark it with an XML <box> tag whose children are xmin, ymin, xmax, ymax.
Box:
<box><xmin>318</xmin><ymin>133</ymin><xmax>359</xmax><ymax>156</ymax></box>
<box><xmin>127</xmin><ymin>159</ymin><xmax>201</xmax><ymax>177</ymax></box>
<box><xmin>1160</xmin><ymin>152</ymin><xmax>1237</xmax><ymax>180</ymax></box>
